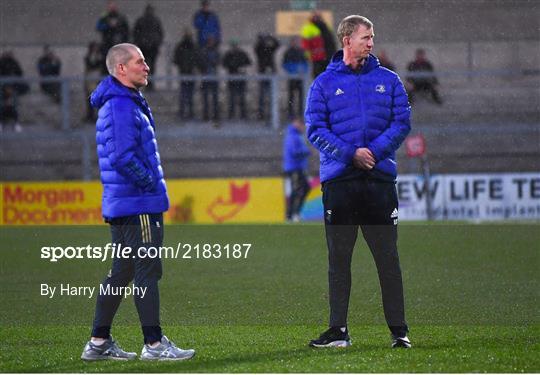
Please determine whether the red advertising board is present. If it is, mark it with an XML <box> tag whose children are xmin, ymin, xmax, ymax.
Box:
<box><xmin>406</xmin><ymin>134</ymin><xmax>426</xmax><ymax>157</ymax></box>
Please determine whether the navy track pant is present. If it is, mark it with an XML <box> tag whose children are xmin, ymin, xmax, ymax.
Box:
<box><xmin>91</xmin><ymin>213</ymin><xmax>164</xmax><ymax>344</ymax></box>
<box><xmin>322</xmin><ymin>177</ymin><xmax>408</xmax><ymax>336</ymax></box>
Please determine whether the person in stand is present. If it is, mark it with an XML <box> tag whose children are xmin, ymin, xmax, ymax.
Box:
<box><xmin>377</xmin><ymin>50</ymin><xmax>396</xmax><ymax>71</ymax></box>
<box><xmin>254</xmin><ymin>33</ymin><xmax>279</xmax><ymax>121</ymax></box>
<box><xmin>301</xmin><ymin>11</ymin><xmax>330</xmax><ymax>78</ymax></box>
<box><xmin>193</xmin><ymin>0</ymin><xmax>221</xmax><ymax>48</ymax></box>
<box><xmin>96</xmin><ymin>1</ymin><xmax>130</xmax><ymax>73</ymax></box>
<box><xmin>0</xmin><ymin>51</ymin><xmax>26</xmax><ymax>132</ymax></box>
<box><xmin>282</xmin><ymin>36</ymin><xmax>308</xmax><ymax>118</ymax></box>
<box><xmin>199</xmin><ymin>36</ymin><xmax>220</xmax><ymax>124</ymax></box>
<box><xmin>37</xmin><ymin>45</ymin><xmax>62</xmax><ymax>103</ymax></box>
<box><xmin>406</xmin><ymin>48</ymin><xmax>442</xmax><ymax>105</ymax></box>
<box><xmin>84</xmin><ymin>41</ymin><xmax>105</xmax><ymax>122</ymax></box>
<box><xmin>81</xmin><ymin>43</ymin><xmax>195</xmax><ymax>361</ymax></box>
<box><xmin>222</xmin><ymin>40</ymin><xmax>251</xmax><ymax>120</ymax></box>
<box><xmin>173</xmin><ymin>29</ymin><xmax>200</xmax><ymax>120</ymax></box>
<box><xmin>312</xmin><ymin>12</ymin><xmax>336</xmax><ymax>66</ymax></box>
<box><xmin>133</xmin><ymin>4</ymin><xmax>164</xmax><ymax>90</ymax></box>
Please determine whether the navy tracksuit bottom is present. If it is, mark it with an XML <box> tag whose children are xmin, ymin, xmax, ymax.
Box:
<box><xmin>91</xmin><ymin>213</ymin><xmax>164</xmax><ymax>344</ymax></box>
<box><xmin>286</xmin><ymin>170</ymin><xmax>310</xmax><ymax>220</ymax></box>
<box><xmin>322</xmin><ymin>175</ymin><xmax>408</xmax><ymax>337</ymax></box>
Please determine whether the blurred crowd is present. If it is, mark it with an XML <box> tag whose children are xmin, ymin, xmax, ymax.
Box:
<box><xmin>0</xmin><ymin>0</ymin><xmax>441</xmax><ymax>132</ymax></box>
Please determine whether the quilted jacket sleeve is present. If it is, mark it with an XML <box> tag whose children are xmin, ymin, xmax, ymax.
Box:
<box><xmin>305</xmin><ymin>80</ymin><xmax>357</xmax><ymax>164</ymax></box>
<box><xmin>368</xmin><ymin>76</ymin><xmax>411</xmax><ymax>161</ymax></box>
<box><xmin>108</xmin><ymin>97</ymin><xmax>156</xmax><ymax>192</ymax></box>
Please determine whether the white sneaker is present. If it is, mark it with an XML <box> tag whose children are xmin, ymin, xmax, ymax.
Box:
<box><xmin>81</xmin><ymin>336</ymin><xmax>137</xmax><ymax>361</ymax></box>
<box><xmin>141</xmin><ymin>335</ymin><xmax>195</xmax><ymax>361</ymax></box>
<box><xmin>14</xmin><ymin>123</ymin><xmax>22</xmax><ymax>133</ymax></box>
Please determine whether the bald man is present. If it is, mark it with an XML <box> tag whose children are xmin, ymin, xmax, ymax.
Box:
<box><xmin>81</xmin><ymin>43</ymin><xmax>195</xmax><ymax>361</ymax></box>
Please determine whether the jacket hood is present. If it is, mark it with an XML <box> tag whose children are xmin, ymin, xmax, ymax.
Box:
<box><xmin>90</xmin><ymin>76</ymin><xmax>140</xmax><ymax>109</ymax></box>
<box><xmin>326</xmin><ymin>50</ymin><xmax>380</xmax><ymax>75</ymax></box>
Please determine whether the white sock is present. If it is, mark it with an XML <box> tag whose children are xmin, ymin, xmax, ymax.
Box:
<box><xmin>91</xmin><ymin>338</ymin><xmax>107</xmax><ymax>346</ymax></box>
<box><xmin>340</xmin><ymin>327</ymin><xmax>347</xmax><ymax>333</ymax></box>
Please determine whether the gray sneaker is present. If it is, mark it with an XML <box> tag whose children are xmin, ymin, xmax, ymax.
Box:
<box><xmin>141</xmin><ymin>335</ymin><xmax>195</xmax><ymax>361</ymax></box>
<box><xmin>81</xmin><ymin>336</ymin><xmax>137</xmax><ymax>361</ymax></box>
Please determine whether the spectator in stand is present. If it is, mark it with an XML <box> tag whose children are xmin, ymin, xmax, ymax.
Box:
<box><xmin>133</xmin><ymin>4</ymin><xmax>163</xmax><ymax>90</ymax></box>
<box><xmin>199</xmin><ymin>36</ymin><xmax>220</xmax><ymax>124</ymax></box>
<box><xmin>193</xmin><ymin>0</ymin><xmax>221</xmax><ymax>48</ymax></box>
<box><xmin>0</xmin><ymin>86</ymin><xmax>21</xmax><ymax>133</ymax></box>
<box><xmin>301</xmin><ymin>11</ymin><xmax>331</xmax><ymax>78</ymax></box>
<box><xmin>0</xmin><ymin>51</ymin><xmax>25</xmax><ymax>132</ymax></box>
<box><xmin>84</xmin><ymin>41</ymin><xmax>105</xmax><ymax>122</ymax></box>
<box><xmin>254</xmin><ymin>33</ymin><xmax>280</xmax><ymax>122</ymax></box>
<box><xmin>406</xmin><ymin>48</ymin><xmax>442</xmax><ymax>105</ymax></box>
<box><xmin>174</xmin><ymin>29</ymin><xmax>200</xmax><ymax>120</ymax></box>
<box><xmin>0</xmin><ymin>50</ymin><xmax>28</xmax><ymax>97</ymax></box>
<box><xmin>37</xmin><ymin>45</ymin><xmax>62</xmax><ymax>103</ymax></box>
<box><xmin>312</xmin><ymin>12</ymin><xmax>336</xmax><ymax>64</ymax></box>
<box><xmin>96</xmin><ymin>1</ymin><xmax>130</xmax><ymax>73</ymax></box>
<box><xmin>282</xmin><ymin>36</ymin><xmax>308</xmax><ymax>118</ymax></box>
<box><xmin>377</xmin><ymin>50</ymin><xmax>396</xmax><ymax>71</ymax></box>
<box><xmin>283</xmin><ymin>117</ymin><xmax>311</xmax><ymax>222</ymax></box>
<box><xmin>222</xmin><ymin>40</ymin><xmax>251</xmax><ymax>120</ymax></box>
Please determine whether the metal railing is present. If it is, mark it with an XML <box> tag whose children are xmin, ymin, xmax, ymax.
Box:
<box><xmin>1</xmin><ymin>68</ymin><xmax>538</xmax><ymax>133</ymax></box>
<box><xmin>0</xmin><ymin>72</ymin><xmax>312</xmax><ymax>130</ymax></box>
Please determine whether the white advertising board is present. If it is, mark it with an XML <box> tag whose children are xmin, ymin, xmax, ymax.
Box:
<box><xmin>397</xmin><ymin>173</ymin><xmax>540</xmax><ymax>221</ymax></box>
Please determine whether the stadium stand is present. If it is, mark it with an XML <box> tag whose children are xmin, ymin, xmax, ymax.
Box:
<box><xmin>1</xmin><ymin>0</ymin><xmax>539</xmax><ymax>180</ymax></box>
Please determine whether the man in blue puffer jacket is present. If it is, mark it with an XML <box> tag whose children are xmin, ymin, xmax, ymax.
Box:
<box><xmin>81</xmin><ymin>43</ymin><xmax>195</xmax><ymax>361</ymax></box>
<box><xmin>306</xmin><ymin>16</ymin><xmax>412</xmax><ymax>349</ymax></box>
<box><xmin>283</xmin><ymin>117</ymin><xmax>311</xmax><ymax>221</ymax></box>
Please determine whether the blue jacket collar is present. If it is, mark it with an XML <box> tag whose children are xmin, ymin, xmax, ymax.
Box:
<box><xmin>326</xmin><ymin>50</ymin><xmax>380</xmax><ymax>75</ymax></box>
<box><xmin>90</xmin><ymin>76</ymin><xmax>146</xmax><ymax>109</ymax></box>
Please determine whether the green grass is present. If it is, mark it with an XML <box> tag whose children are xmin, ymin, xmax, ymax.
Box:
<box><xmin>0</xmin><ymin>223</ymin><xmax>539</xmax><ymax>372</ymax></box>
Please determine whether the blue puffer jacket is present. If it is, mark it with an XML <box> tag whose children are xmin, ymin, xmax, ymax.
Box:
<box><xmin>91</xmin><ymin>76</ymin><xmax>169</xmax><ymax>218</ymax></box>
<box><xmin>283</xmin><ymin>123</ymin><xmax>311</xmax><ymax>173</ymax></box>
<box><xmin>193</xmin><ymin>10</ymin><xmax>221</xmax><ymax>47</ymax></box>
<box><xmin>305</xmin><ymin>50</ymin><xmax>411</xmax><ymax>182</ymax></box>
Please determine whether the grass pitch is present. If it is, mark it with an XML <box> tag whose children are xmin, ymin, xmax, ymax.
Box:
<box><xmin>0</xmin><ymin>223</ymin><xmax>538</xmax><ymax>372</ymax></box>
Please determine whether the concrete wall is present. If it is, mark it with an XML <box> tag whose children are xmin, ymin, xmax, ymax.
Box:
<box><xmin>1</xmin><ymin>0</ymin><xmax>539</xmax><ymax>45</ymax></box>
<box><xmin>1</xmin><ymin>0</ymin><xmax>538</xmax><ymax>78</ymax></box>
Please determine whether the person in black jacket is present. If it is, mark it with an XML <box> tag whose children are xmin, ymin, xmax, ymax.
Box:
<box><xmin>199</xmin><ymin>36</ymin><xmax>220</xmax><ymax>123</ymax></box>
<box><xmin>406</xmin><ymin>48</ymin><xmax>442</xmax><ymax>104</ymax></box>
<box><xmin>96</xmin><ymin>1</ymin><xmax>130</xmax><ymax>73</ymax></box>
<box><xmin>37</xmin><ymin>45</ymin><xmax>62</xmax><ymax>103</ymax></box>
<box><xmin>133</xmin><ymin>5</ymin><xmax>163</xmax><ymax>90</ymax></box>
<box><xmin>84</xmin><ymin>41</ymin><xmax>105</xmax><ymax>121</ymax></box>
<box><xmin>254</xmin><ymin>33</ymin><xmax>279</xmax><ymax>121</ymax></box>
<box><xmin>173</xmin><ymin>29</ymin><xmax>200</xmax><ymax>120</ymax></box>
<box><xmin>282</xmin><ymin>37</ymin><xmax>308</xmax><ymax>118</ymax></box>
<box><xmin>222</xmin><ymin>40</ymin><xmax>251</xmax><ymax>120</ymax></box>
<box><xmin>377</xmin><ymin>50</ymin><xmax>396</xmax><ymax>71</ymax></box>
<box><xmin>0</xmin><ymin>51</ymin><xmax>26</xmax><ymax>132</ymax></box>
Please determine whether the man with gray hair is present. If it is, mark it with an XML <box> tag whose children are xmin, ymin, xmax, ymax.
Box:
<box><xmin>81</xmin><ymin>43</ymin><xmax>195</xmax><ymax>361</ymax></box>
<box><xmin>305</xmin><ymin>15</ymin><xmax>411</xmax><ymax>348</ymax></box>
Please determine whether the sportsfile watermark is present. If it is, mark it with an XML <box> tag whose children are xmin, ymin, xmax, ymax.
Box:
<box><xmin>40</xmin><ymin>242</ymin><xmax>252</xmax><ymax>262</ymax></box>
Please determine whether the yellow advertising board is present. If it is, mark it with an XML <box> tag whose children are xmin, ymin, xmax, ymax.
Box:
<box><xmin>1</xmin><ymin>181</ymin><xmax>103</xmax><ymax>225</ymax></box>
<box><xmin>166</xmin><ymin>178</ymin><xmax>284</xmax><ymax>224</ymax></box>
<box><xmin>275</xmin><ymin>10</ymin><xmax>333</xmax><ymax>36</ymax></box>
<box><xmin>0</xmin><ymin>178</ymin><xmax>285</xmax><ymax>225</ymax></box>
